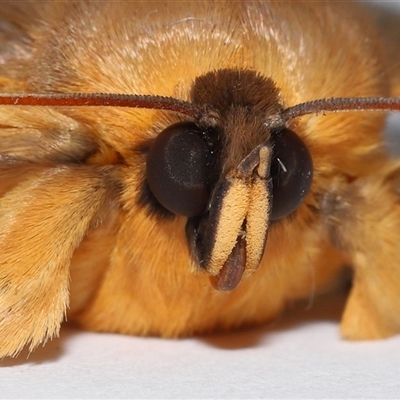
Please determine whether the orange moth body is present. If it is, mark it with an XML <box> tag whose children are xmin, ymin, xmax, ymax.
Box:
<box><xmin>0</xmin><ymin>1</ymin><xmax>400</xmax><ymax>357</ymax></box>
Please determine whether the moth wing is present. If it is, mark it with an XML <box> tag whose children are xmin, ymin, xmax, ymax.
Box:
<box><xmin>0</xmin><ymin>165</ymin><xmax>120</xmax><ymax>357</ymax></box>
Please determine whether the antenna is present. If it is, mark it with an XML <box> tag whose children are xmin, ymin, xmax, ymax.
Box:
<box><xmin>0</xmin><ymin>93</ymin><xmax>399</xmax><ymax>126</ymax></box>
<box><xmin>0</xmin><ymin>93</ymin><xmax>202</xmax><ymax>119</ymax></box>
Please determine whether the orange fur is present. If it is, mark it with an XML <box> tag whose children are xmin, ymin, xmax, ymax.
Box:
<box><xmin>0</xmin><ymin>1</ymin><xmax>399</xmax><ymax>358</ymax></box>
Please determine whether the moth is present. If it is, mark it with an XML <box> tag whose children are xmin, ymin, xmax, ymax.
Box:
<box><xmin>0</xmin><ymin>1</ymin><xmax>400</xmax><ymax>358</ymax></box>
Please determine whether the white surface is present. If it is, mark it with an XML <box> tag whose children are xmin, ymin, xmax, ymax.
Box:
<box><xmin>1</xmin><ymin>2</ymin><xmax>400</xmax><ymax>399</ymax></box>
<box><xmin>1</xmin><ymin>291</ymin><xmax>400</xmax><ymax>399</ymax></box>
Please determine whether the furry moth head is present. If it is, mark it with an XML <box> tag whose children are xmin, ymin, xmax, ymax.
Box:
<box><xmin>1</xmin><ymin>72</ymin><xmax>399</xmax><ymax>291</ymax></box>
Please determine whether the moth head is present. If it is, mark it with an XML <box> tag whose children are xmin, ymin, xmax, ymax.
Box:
<box><xmin>0</xmin><ymin>68</ymin><xmax>398</xmax><ymax>291</ymax></box>
<box><xmin>145</xmin><ymin>70</ymin><xmax>313</xmax><ymax>290</ymax></box>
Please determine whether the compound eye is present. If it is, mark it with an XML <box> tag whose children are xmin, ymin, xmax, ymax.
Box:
<box><xmin>146</xmin><ymin>122</ymin><xmax>213</xmax><ymax>217</ymax></box>
<box><xmin>270</xmin><ymin>128</ymin><xmax>313</xmax><ymax>220</ymax></box>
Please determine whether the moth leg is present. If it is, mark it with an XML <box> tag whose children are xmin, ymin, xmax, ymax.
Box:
<box><xmin>0</xmin><ymin>165</ymin><xmax>120</xmax><ymax>357</ymax></box>
<box><xmin>323</xmin><ymin>163</ymin><xmax>400</xmax><ymax>340</ymax></box>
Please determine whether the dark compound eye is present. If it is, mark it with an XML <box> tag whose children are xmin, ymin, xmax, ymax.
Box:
<box><xmin>146</xmin><ymin>122</ymin><xmax>216</xmax><ymax>217</ymax></box>
<box><xmin>270</xmin><ymin>128</ymin><xmax>313</xmax><ymax>220</ymax></box>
